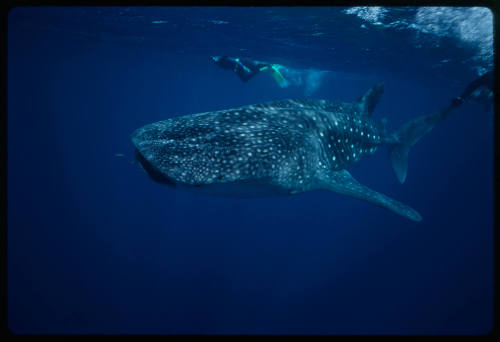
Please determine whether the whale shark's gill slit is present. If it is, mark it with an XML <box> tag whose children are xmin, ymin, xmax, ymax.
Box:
<box><xmin>134</xmin><ymin>149</ymin><xmax>176</xmax><ymax>187</ymax></box>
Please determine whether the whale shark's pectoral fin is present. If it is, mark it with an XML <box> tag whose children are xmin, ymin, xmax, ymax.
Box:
<box><xmin>317</xmin><ymin>170</ymin><xmax>422</xmax><ymax>222</ymax></box>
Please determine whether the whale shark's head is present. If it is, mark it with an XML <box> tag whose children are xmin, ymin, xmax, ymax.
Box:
<box><xmin>131</xmin><ymin>125</ymin><xmax>177</xmax><ymax>187</ymax></box>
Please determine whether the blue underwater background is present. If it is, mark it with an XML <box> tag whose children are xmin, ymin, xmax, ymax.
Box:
<box><xmin>7</xmin><ymin>6</ymin><xmax>494</xmax><ymax>334</ymax></box>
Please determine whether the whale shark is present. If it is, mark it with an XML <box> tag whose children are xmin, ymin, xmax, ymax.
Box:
<box><xmin>131</xmin><ymin>83</ymin><xmax>472</xmax><ymax>222</ymax></box>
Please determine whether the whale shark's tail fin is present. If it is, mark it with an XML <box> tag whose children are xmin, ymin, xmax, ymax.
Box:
<box><xmin>387</xmin><ymin>110</ymin><xmax>445</xmax><ymax>183</ymax></box>
<box><xmin>387</xmin><ymin>71</ymin><xmax>493</xmax><ymax>183</ymax></box>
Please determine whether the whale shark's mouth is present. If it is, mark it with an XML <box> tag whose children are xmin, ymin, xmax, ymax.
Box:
<box><xmin>134</xmin><ymin>149</ymin><xmax>176</xmax><ymax>187</ymax></box>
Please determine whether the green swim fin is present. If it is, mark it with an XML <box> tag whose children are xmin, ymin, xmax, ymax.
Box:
<box><xmin>269</xmin><ymin>65</ymin><xmax>288</xmax><ymax>87</ymax></box>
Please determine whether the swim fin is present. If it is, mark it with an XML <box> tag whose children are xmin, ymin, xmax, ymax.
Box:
<box><xmin>269</xmin><ymin>64</ymin><xmax>289</xmax><ymax>87</ymax></box>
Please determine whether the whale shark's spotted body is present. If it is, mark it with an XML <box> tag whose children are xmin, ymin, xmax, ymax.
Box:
<box><xmin>132</xmin><ymin>84</ymin><xmax>449</xmax><ymax>221</ymax></box>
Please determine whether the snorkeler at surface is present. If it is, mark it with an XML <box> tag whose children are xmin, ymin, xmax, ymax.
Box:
<box><xmin>211</xmin><ymin>56</ymin><xmax>289</xmax><ymax>87</ymax></box>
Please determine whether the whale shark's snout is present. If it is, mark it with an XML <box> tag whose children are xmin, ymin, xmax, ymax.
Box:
<box><xmin>132</xmin><ymin>125</ymin><xmax>177</xmax><ymax>187</ymax></box>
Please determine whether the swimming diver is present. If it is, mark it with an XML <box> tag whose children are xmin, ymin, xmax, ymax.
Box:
<box><xmin>449</xmin><ymin>70</ymin><xmax>493</xmax><ymax>113</ymax></box>
<box><xmin>211</xmin><ymin>56</ymin><xmax>289</xmax><ymax>87</ymax></box>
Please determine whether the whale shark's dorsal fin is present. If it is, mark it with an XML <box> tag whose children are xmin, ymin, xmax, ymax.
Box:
<box><xmin>356</xmin><ymin>83</ymin><xmax>384</xmax><ymax>117</ymax></box>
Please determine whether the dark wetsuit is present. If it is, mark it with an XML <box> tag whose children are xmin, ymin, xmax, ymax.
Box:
<box><xmin>212</xmin><ymin>56</ymin><xmax>269</xmax><ymax>82</ymax></box>
<box><xmin>449</xmin><ymin>71</ymin><xmax>493</xmax><ymax>111</ymax></box>
<box><xmin>460</xmin><ymin>70</ymin><xmax>493</xmax><ymax>100</ymax></box>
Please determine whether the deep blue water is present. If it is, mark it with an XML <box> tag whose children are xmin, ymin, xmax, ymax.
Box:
<box><xmin>7</xmin><ymin>6</ymin><xmax>493</xmax><ymax>334</ymax></box>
